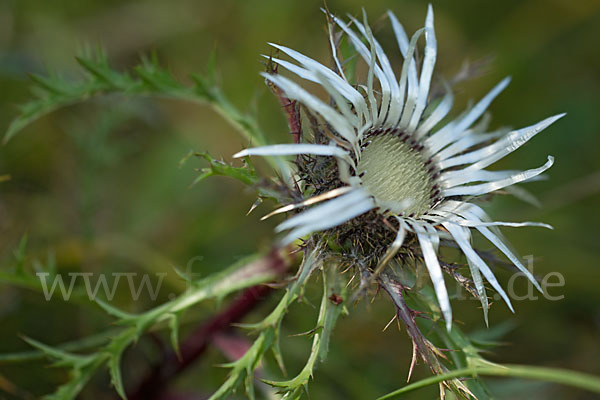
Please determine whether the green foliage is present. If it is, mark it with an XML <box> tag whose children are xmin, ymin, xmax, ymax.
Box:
<box><xmin>180</xmin><ymin>150</ymin><xmax>259</xmax><ymax>187</ymax></box>
<box><xmin>9</xmin><ymin>243</ymin><xmax>328</xmax><ymax>400</ymax></box>
<box><xmin>0</xmin><ymin>330</ymin><xmax>118</xmax><ymax>364</ymax></box>
<box><xmin>263</xmin><ymin>264</ymin><xmax>347</xmax><ymax>398</ymax></box>
<box><xmin>0</xmin><ymin>235</ymin><xmax>65</xmax><ymax>296</ymax></box>
<box><xmin>5</xmin><ymin>48</ymin><xmax>266</xmax><ymax>150</ymax></box>
<box><xmin>14</xmin><ymin>251</ymin><xmax>282</xmax><ymax>399</ymax></box>
<box><xmin>377</xmin><ymin>273</ymin><xmax>600</xmax><ymax>399</ymax></box>
<box><xmin>210</xmin><ymin>243</ymin><xmax>330</xmax><ymax>400</ymax></box>
<box><xmin>0</xmin><ymin>235</ymin><xmax>41</xmax><ymax>291</ymax></box>
<box><xmin>5</xmin><ymin>47</ymin><xmax>294</xmax><ymax>184</ymax></box>
<box><xmin>22</xmin><ymin>337</ymin><xmax>106</xmax><ymax>400</ymax></box>
<box><xmin>6</xmin><ymin>170</ymin><xmax>599</xmax><ymax>400</ymax></box>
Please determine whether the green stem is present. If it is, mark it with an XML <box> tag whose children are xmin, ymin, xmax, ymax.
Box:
<box><xmin>0</xmin><ymin>329</ymin><xmax>120</xmax><ymax>363</ymax></box>
<box><xmin>377</xmin><ymin>364</ymin><xmax>600</xmax><ymax>399</ymax></box>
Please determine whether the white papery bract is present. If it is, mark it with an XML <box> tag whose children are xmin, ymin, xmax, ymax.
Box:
<box><xmin>234</xmin><ymin>5</ymin><xmax>563</xmax><ymax>331</ymax></box>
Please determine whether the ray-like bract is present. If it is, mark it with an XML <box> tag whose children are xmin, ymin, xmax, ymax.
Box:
<box><xmin>236</xmin><ymin>7</ymin><xmax>563</xmax><ymax>330</ymax></box>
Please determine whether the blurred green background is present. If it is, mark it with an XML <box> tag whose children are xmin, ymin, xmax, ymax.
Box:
<box><xmin>0</xmin><ymin>0</ymin><xmax>599</xmax><ymax>399</ymax></box>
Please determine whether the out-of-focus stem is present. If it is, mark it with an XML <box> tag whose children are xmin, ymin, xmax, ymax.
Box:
<box><xmin>128</xmin><ymin>248</ymin><xmax>291</xmax><ymax>400</ymax></box>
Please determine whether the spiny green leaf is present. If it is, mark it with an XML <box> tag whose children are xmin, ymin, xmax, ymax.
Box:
<box><xmin>244</xmin><ymin>364</ymin><xmax>256</xmax><ymax>400</ymax></box>
<box><xmin>23</xmin><ymin>336</ymin><xmax>105</xmax><ymax>400</ymax></box>
<box><xmin>170</xmin><ymin>263</ymin><xmax>195</xmax><ymax>284</ymax></box>
<box><xmin>167</xmin><ymin>313</ymin><xmax>181</xmax><ymax>359</ymax></box>
<box><xmin>104</xmin><ymin>328</ymin><xmax>138</xmax><ymax>399</ymax></box>
<box><xmin>192</xmin><ymin>151</ymin><xmax>258</xmax><ymax>187</ymax></box>
<box><xmin>209</xmin><ymin>329</ymin><xmax>275</xmax><ymax>400</ymax></box>
<box><xmin>108</xmin><ymin>352</ymin><xmax>126</xmax><ymax>399</ymax></box>
<box><xmin>4</xmin><ymin>48</ymin><xmax>270</xmax><ymax>155</ymax></box>
<box><xmin>285</xmin><ymin>388</ymin><xmax>307</xmax><ymax>400</ymax></box>
<box><xmin>135</xmin><ymin>56</ymin><xmax>185</xmax><ymax>93</ymax></box>
<box><xmin>263</xmin><ymin>266</ymin><xmax>345</xmax><ymax>394</ymax></box>
<box><xmin>94</xmin><ymin>298</ymin><xmax>135</xmax><ymax>320</ymax></box>
<box><xmin>0</xmin><ymin>329</ymin><xmax>119</xmax><ymax>364</ymax></box>
<box><xmin>0</xmin><ymin>271</ymin><xmax>44</xmax><ymax>291</ymax></box>
<box><xmin>207</xmin><ymin>245</ymin><xmax>323</xmax><ymax>399</ymax></box>
<box><xmin>75</xmin><ymin>56</ymin><xmax>125</xmax><ymax>87</ymax></box>
<box><xmin>178</xmin><ymin>149</ymin><xmax>196</xmax><ymax>169</ymax></box>
<box><xmin>0</xmin><ymin>236</ymin><xmax>55</xmax><ymax>292</ymax></box>
<box><xmin>271</xmin><ymin>329</ymin><xmax>287</xmax><ymax>376</ymax></box>
<box><xmin>21</xmin><ymin>337</ymin><xmax>82</xmax><ymax>365</ymax></box>
<box><xmin>42</xmin><ymin>355</ymin><xmax>105</xmax><ymax>400</ymax></box>
<box><xmin>190</xmin><ymin>72</ymin><xmax>215</xmax><ymax>100</ymax></box>
<box><xmin>28</xmin><ymin>73</ymin><xmax>70</xmax><ymax>95</ymax></box>
<box><xmin>19</xmin><ymin>249</ymin><xmax>287</xmax><ymax>400</ymax></box>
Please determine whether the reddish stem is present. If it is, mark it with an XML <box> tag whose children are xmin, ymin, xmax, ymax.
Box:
<box><xmin>265</xmin><ymin>57</ymin><xmax>302</xmax><ymax>143</ymax></box>
<box><xmin>128</xmin><ymin>249</ymin><xmax>290</xmax><ymax>400</ymax></box>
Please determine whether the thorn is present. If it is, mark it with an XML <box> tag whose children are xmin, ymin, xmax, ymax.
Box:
<box><xmin>382</xmin><ymin>314</ymin><xmax>397</xmax><ymax>332</ymax></box>
<box><xmin>346</xmin><ymin>271</ymin><xmax>357</xmax><ymax>288</ymax></box>
<box><xmin>407</xmin><ymin>340</ymin><xmax>418</xmax><ymax>382</ymax></box>
<box><xmin>246</xmin><ymin>197</ymin><xmax>263</xmax><ymax>216</ymax></box>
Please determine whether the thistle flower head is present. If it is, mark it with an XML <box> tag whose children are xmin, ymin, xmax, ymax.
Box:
<box><xmin>234</xmin><ymin>5</ymin><xmax>563</xmax><ymax>331</ymax></box>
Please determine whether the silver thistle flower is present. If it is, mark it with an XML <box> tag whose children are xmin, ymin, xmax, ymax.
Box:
<box><xmin>235</xmin><ymin>5</ymin><xmax>563</xmax><ymax>331</ymax></box>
